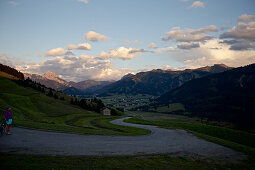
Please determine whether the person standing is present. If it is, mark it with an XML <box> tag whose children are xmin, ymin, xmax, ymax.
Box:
<box><xmin>5</xmin><ymin>106</ymin><xmax>12</xmax><ymax>135</ymax></box>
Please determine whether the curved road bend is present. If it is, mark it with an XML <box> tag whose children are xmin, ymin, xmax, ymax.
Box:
<box><xmin>0</xmin><ymin>117</ymin><xmax>245</xmax><ymax>161</ymax></box>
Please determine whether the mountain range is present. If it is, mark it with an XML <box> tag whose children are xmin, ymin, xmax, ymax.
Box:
<box><xmin>96</xmin><ymin>64</ymin><xmax>232</xmax><ymax>96</ymax></box>
<box><xmin>24</xmin><ymin>64</ymin><xmax>231</xmax><ymax>96</ymax></box>
<box><xmin>157</xmin><ymin>63</ymin><xmax>255</xmax><ymax>127</ymax></box>
<box><xmin>24</xmin><ymin>71</ymin><xmax>113</xmax><ymax>93</ymax></box>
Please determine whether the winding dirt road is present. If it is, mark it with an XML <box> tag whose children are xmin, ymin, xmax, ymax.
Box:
<box><xmin>0</xmin><ymin>117</ymin><xmax>245</xmax><ymax>161</ymax></box>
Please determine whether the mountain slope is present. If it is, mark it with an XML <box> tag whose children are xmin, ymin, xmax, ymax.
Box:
<box><xmin>24</xmin><ymin>72</ymin><xmax>71</xmax><ymax>90</ymax></box>
<box><xmin>97</xmin><ymin>64</ymin><xmax>232</xmax><ymax>96</ymax></box>
<box><xmin>157</xmin><ymin>63</ymin><xmax>255</xmax><ymax>127</ymax></box>
<box><xmin>25</xmin><ymin>72</ymin><xmax>113</xmax><ymax>93</ymax></box>
<box><xmin>0</xmin><ymin>63</ymin><xmax>24</xmax><ymax>80</ymax></box>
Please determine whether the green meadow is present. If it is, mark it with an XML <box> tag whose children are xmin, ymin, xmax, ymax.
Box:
<box><xmin>0</xmin><ymin>77</ymin><xmax>148</xmax><ymax>136</ymax></box>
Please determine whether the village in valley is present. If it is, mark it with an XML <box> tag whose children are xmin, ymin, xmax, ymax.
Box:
<box><xmin>99</xmin><ymin>95</ymin><xmax>155</xmax><ymax>111</ymax></box>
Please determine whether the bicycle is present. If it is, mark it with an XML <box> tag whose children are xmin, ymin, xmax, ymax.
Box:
<box><xmin>0</xmin><ymin>121</ymin><xmax>7</xmax><ymax>136</ymax></box>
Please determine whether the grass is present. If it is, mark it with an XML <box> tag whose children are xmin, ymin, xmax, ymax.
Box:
<box><xmin>0</xmin><ymin>77</ymin><xmax>148</xmax><ymax>136</ymax></box>
<box><xmin>124</xmin><ymin>117</ymin><xmax>255</xmax><ymax>149</ymax></box>
<box><xmin>0</xmin><ymin>153</ymin><xmax>249</xmax><ymax>170</ymax></box>
<box><xmin>0</xmin><ymin>71</ymin><xmax>19</xmax><ymax>80</ymax></box>
<box><xmin>155</xmin><ymin>103</ymin><xmax>185</xmax><ymax>113</ymax></box>
<box><xmin>124</xmin><ymin>116</ymin><xmax>255</xmax><ymax>168</ymax></box>
<box><xmin>1</xmin><ymin>75</ymin><xmax>254</xmax><ymax>169</ymax></box>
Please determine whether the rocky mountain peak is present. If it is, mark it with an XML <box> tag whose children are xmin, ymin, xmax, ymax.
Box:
<box><xmin>43</xmin><ymin>71</ymin><xmax>60</xmax><ymax>80</ymax></box>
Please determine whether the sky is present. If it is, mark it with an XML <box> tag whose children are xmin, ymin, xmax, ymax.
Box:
<box><xmin>0</xmin><ymin>0</ymin><xmax>255</xmax><ymax>82</ymax></box>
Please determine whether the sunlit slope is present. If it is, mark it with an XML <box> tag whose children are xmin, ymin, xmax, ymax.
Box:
<box><xmin>0</xmin><ymin>77</ymin><xmax>148</xmax><ymax>135</ymax></box>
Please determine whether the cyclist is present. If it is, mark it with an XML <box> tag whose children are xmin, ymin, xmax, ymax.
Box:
<box><xmin>5</xmin><ymin>106</ymin><xmax>12</xmax><ymax>135</ymax></box>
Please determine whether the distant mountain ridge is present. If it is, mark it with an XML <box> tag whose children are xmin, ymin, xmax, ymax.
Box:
<box><xmin>96</xmin><ymin>64</ymin><xmax>232</xmax><ymax>96</ymax></box>
<box><xmin>63</xmin><ymin>80</ymin><xmax>113</xmax><ymax>95</ymax></box>
<box><xmin>156</xmin><ymin>63</ymin><xmax>255</xmax><ymax>127</ymax></box>
<box><xmin>24</xmin><ymin>72</ymin><xmax>71</xmax><ymax>90</ymax></box>
<box><xmin>24</xmin><ymin>71</ymin><xmax>114</xmax><ymax>92</ymax></box>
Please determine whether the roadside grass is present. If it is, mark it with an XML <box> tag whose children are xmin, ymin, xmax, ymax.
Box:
<box><xmin>0</xmin><ymin>153</ymin><xmax>248</xmax><ymax>170</ymax></box>
<box><xmin>124</xmin><ymin>117</ymin><xmax>255</xmax><ymax>149</ymax></box>
<box><xmin>124</xmin><ymin>117</ymin><xmax>255</xmax><ymax>167</ymax></box>
<box><xmin>0</xmin><ymin>77</ymin><xmax>148</xmax><ymax>136</ymax></box>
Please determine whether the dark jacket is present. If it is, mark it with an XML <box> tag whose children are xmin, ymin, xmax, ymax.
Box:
<box><xmin>5</xmin><ymin>110</ymin><xmax>12</xmax><ymax>120</ymax></box>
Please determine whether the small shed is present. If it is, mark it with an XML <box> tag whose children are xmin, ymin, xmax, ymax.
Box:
<box><xmin>100</xmin><ymin>107</ymin><xmax>111</xmax><ymax>116</ymax></box>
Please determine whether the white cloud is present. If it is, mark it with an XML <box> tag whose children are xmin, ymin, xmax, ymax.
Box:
<box><xmin>123</xmin><ymin>40</ymin><xmax>141</xmax><ymax>45</ymax></box>
<box><xmin>147</xmin><ymin>43</ymin><xmax>156</xmax><ymax>49</ymax></box>
<box><xmin>220</xmin><ymin>22</ymin><xmax>255</xmax><ymax>40</ymax></box>
<box><xmin>161</xmin><ymin>65</ymin><xmax>175</xmax><ymax>70</ymax></box>
<box><xmin>220</xmin><ymin>22</ymin><xmax>255</xmax><ymax>50</ymax></box>
<box><xmin>8</xmin><ymin>0</ymin><xmax>19</xmax><ymax>6</ymax></box>
<box><xmin>18</xmin><ymin>54</ymin><xmax>134</xmax><ymax>81</ymax></box>
<box><xmin>85</xmin><ymin>31</ymin><xmax>108</xmax><ymax>42</ymax></box>
<box><xmin>67</xmin><ymin>43</ymin><xmax>91</xmax><ymax>50</ymax></box>
<box><xmin>98</xmin><ymin>47</ymin><xmax>146</xmax><ymax>60</ymax></box>
<box><xmin>154</xmin><ymin>46</ymin><xmax>176</xmax><ymax>54</ymax></box>
<box><xmin>238</xmin><ymin>14</ymin><xmax>255</xmax><ymax>21</ymax></box>
<box><xmin>91</xmin><ymin>68</ymin><xmax>134</xmax><ymax>80</ymax></box>
<box><xmin>77</xmin><ymin>0</ymin><xmax>89</xmax><ymax>4</ymax></box>
<box><xmin>0</xmin><ymin>53</ymin><xmax>14</xmax><ymax>67</ymax></box>
<box><xmin>162</xmin><ymin>25</ymin><xmax>217</xmax><ymax>42</ymax></box>
<box><xmin>189</xmin><ymin>1</ymin><xmax>204</xmax><ymax>8</ymax></box>
<box><xmin>158</xmin><ymin>39</ymin><xmax>255</xmax><ymax>68</ymax></box>
<box><xmin>44</xmin><ymin>48</ymin><xmax>73</xmax><ymax>57</ymax></box>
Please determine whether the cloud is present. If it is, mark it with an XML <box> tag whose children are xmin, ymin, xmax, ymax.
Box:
<box><xmin>161</xmin><ymin>25</ymin><xmax>217</xmax><ymax>42</ymax></box>
<box><xmin>85</xmin><ymin>31</ymin><xmax>108</xmax><ymax>42</ymax></box>
<box><xmin>189</xmin><ymin>1</ymin><xmax>205</xmax><ymax>8</ymax></box>
<box><xmin>18</xmin><ymin>55</ymin><xmax>134</xmax><ymax>81</ymax></box>
<box><xmin>238</xmin><ymin>14</ymin><xmax>255</xmax><ymax>21</ymax></box>
<box><xmin>220</xmin><ymin>22</ymin><xmax>255</xmax><ymax>40</ymax></box>
<box><xmin>91</xmin><ymin>68</ymin><xmax>134</xmax><ymax>80</ymax></box>
<box><xmin>220</xmin><ymin>39</ymin><xmax>254</xmax><ymax>51</ymax></box>
<box><xmin>67</xmin><ymin>43</ymin><xmax>91</xmax><ymax>50</ymax></box>
<box><xmin>77</xmin><ymin>0</ymin><xmax>89</xmax><ymax>4</ymax></box>
<box><xmin>44</xmin><ymin>48</ymin><xmax>73</xmax><ymax>57</ymax></box>
<box><xmin>180</xmin><ymin>0</ymin><xmax>189</xmax><ymax>2</ymax></box>
<box><xmin>220</xmin><ymin>22</ymin><xmax>255</xmax><ymax>50</ymax></box>
<box><xmin>0</xmin><ymin>53</ymin><xmax>14</xmax><ymax>67</ymax></box>
<box><xmin>157</xmin><ymin>39</ymin><xmax>255</xmax><ymax>68</ymax></box>
<box><xmin>123</xmin><ymin>40</ymin><xmax>141</xmax><ymax>45</ymax></box>
<box><xmin>154</xmin><ymin>46</ymin><xmax>176</xmax><ymax>54</ymax></box>
<box><xmin>0</xmin><ymin>53</ymin><xmax>25</xmax><ymax>68</ymax></box>
<box><xmin>8</xmin><ymin>0</ymin><xmax>19</xmax><ymax>6</ymax></box>
<box><xmin>161</xmin><ymin>65</ymin><xmax>175</xmax><ymax>70</ymax></box>
<box><xmin>147</xmin><ymin>43</ymin><xmax>157</xmax><ymax>49</ymax></box>
<box><xmin>98</xmin><ymin>47</ymin><xmax>147</xmax><ymax>60</ymax></box>
<box><xmin>177</xmin><ymin>42</ymin><xmax>200</xmax><ymax>49</ymax></box>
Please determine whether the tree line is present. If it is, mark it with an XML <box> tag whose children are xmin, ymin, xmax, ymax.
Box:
<box><xmin>15</xmin><ymin>78</ymin><xmax>107</xmax><ymax>113</ymax></box>
<box><xmin>0</xmin><ymin>63</ymin><xmax>24</xmax><ymax>80</ymax></box>
<box><xmin>1</xmin><ymin>63</ymin><xmax>121</xmax><ymax>115</ymax></box>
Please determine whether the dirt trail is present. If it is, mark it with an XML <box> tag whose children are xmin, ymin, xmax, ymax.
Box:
<box><xmin>0</xmin><ymin>117</ymin><xmax>245</xmax><ymax>161</ymax></box>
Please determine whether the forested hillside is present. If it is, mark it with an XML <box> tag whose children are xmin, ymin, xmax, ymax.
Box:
<box><xmin>157</xmin><ymin>64</ymin><xmax>255</xmax><ymax>128</ymax></box>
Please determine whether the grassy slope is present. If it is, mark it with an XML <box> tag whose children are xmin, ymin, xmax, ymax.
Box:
<box><xmin>0</xmin><ymin>71</ymin><xmax>19</xmax><ymax>80</ymax></box>
<box><xmin>0</xmin><ymin>77</ymin><xmax>148</xmax><ymax>136</ymax></box>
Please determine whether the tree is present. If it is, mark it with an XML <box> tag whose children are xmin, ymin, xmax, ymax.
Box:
<box><xmin>47</xmin><ymin>89</ymin><xmax>53</xmax><ymax>97</ymax></box>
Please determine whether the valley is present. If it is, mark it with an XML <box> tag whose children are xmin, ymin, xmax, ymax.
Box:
<box><xmin>1</xmin><ymin>1</ymin><xmax>255</xmax><ymax>169</ymax></box>
<box><xmin>1</xmin><ymin>63</ymin><xmax>255</xmax><ymax>169</ymax></box>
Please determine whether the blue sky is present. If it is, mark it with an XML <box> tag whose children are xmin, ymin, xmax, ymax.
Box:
<box><xmin>0</xmin><ymin>0</ymin><xmax>255</xmax><ymax>81</ymax></box>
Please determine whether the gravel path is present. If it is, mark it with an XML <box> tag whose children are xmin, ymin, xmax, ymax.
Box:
<box><xmin>0</xmin><ymin>117</ymin><xmax>245</xmax><ymax>161</ymax></box>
